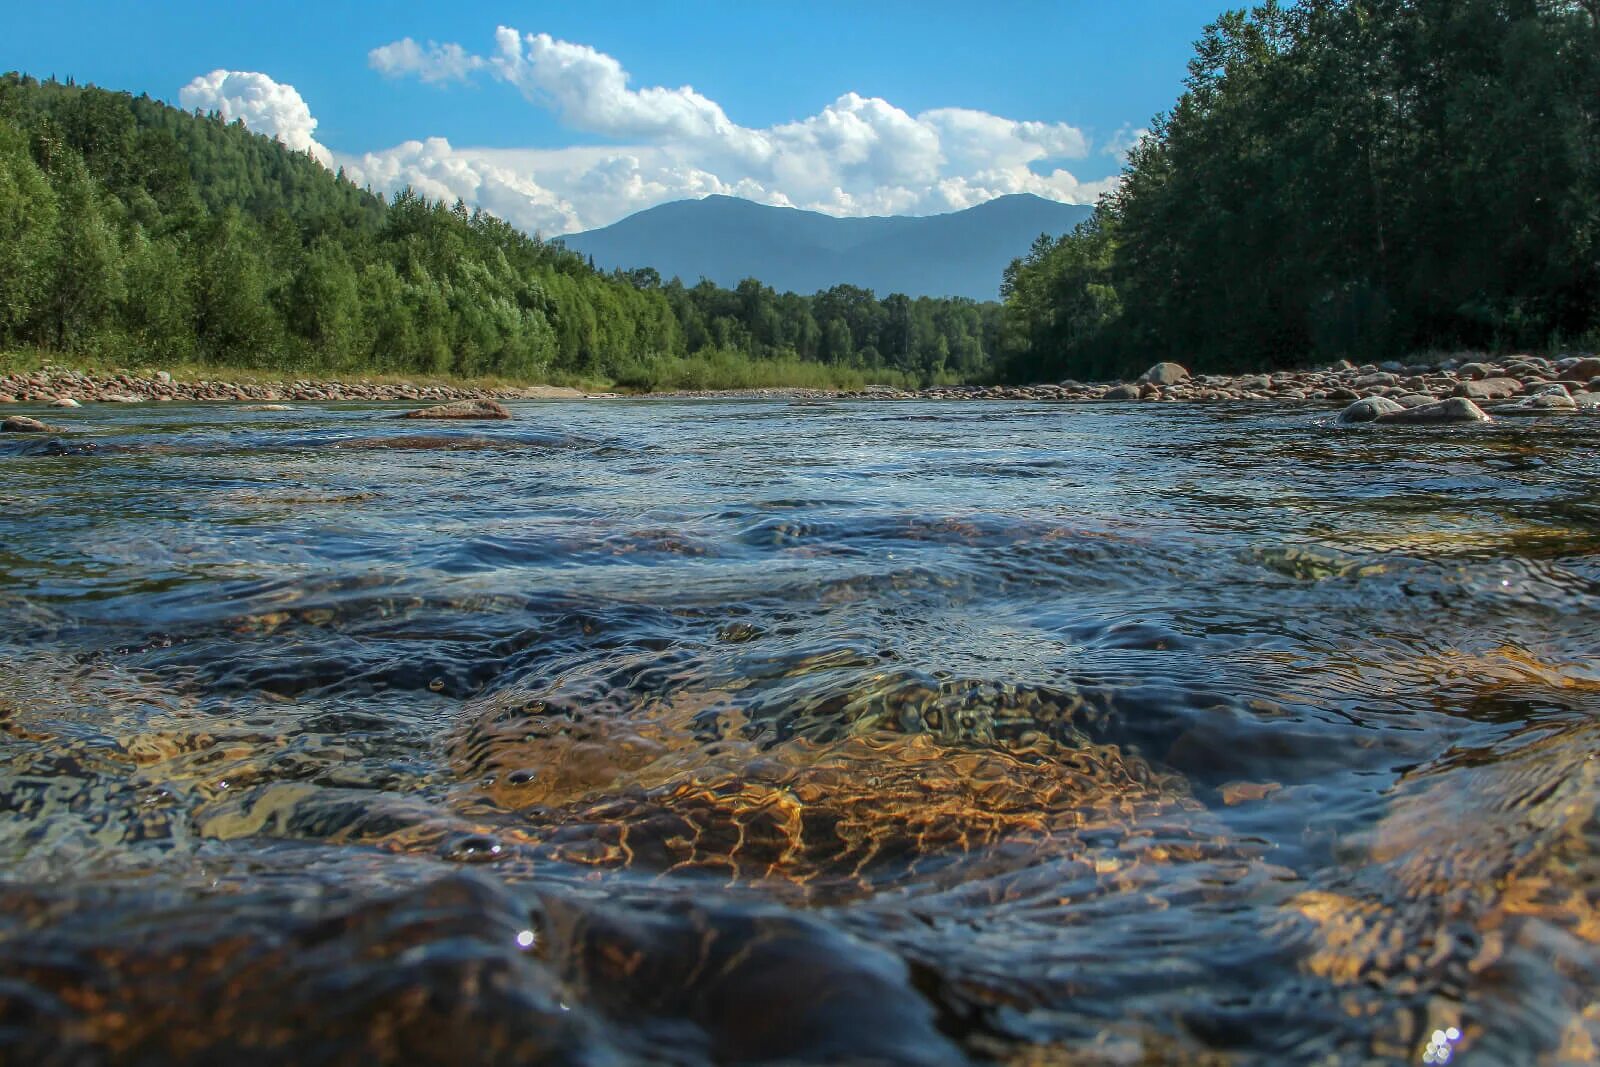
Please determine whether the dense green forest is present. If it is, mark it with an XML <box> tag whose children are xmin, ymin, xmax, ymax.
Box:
<box><xmin>0</xmin><ymin>73</ymin><xmax>1001</xmax><ymax>388</ymax></box>
<box><xmin>999</xmin><ymin>0</ymin><xmax>1600</xmax><ymax>381</ymax></box>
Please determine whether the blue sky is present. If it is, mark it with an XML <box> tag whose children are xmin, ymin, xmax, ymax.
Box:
<box><xmin>3</xmin><ymin>1</ymin><xmax>1226</xmax><ymax>234</ymax></box>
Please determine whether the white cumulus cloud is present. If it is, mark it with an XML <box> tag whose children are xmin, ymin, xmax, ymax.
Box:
<box><xmin>189</xmin><ymin>33</ymin><xmax>1123</xmax><ymax>236</ymax></box>
<box><xmin>368</xmin><ymin>38</ymin><xmax>485</xmax><ymax>84</ymax></box>
<box><xmin>179</xmin><ymin>69</ymin><xmax>331</xmax><ymax>165</ymax></box>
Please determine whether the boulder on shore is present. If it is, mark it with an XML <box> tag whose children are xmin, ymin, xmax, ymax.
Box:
<box><xmin>396</xmin><ymin>399</ymin><xmax>513</xmax><ymax>421</ymax></box>
<box><xmin>1454</xmin><ymin>377</ymin><xmax>1522</xmax><ymax>401</ymax></box>
<box><xmin>1373</xmin><ymin>397</ymin><xmax>1492</xmax><ymax>425</ymax></box>
<box><xmin>2</xmin><ymin>416</ymin><xmax>66</xmax><ymax>433</ymax></box>
<box><xmin>1336</xmin><ymin>396</ymin><xmax>1405</xmax><ymax>424</ymax></box>
<box><xmin>1139</xmin><ymin>362</ymin><xmax>1190</xmax><ymax>386</ymax></box>
<box><xmin>1103</xmin><ymin>384</ymin><xmax>1143</xmax><ymax>400</ymax></box>
<box><xmin>1557</xmin><ymin>356</ymin><xmax>1600</xmax><ymax>382</ymax></box>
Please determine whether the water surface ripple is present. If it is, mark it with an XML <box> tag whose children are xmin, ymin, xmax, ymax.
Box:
<box><xmin>2</xmin><ymin>399</ymin><xmax>1598</xmax><ymax>1065</ymax></box>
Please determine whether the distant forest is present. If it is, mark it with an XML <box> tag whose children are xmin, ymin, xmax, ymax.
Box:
<box><xmin>0</xmin><ymin>74</ymin><xmax>1000</xmax><ymax>388</ymax></box>
<box><xmin>1000</xmin><ymin>0</ymin><xmax>1600</xmax><ymax>382</ymax></box>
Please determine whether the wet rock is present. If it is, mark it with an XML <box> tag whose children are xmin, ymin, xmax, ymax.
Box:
<box><xmin>1139</xmin><ymin>361</ymin><xmax>1190</xmax><ymax>386</ymax></box>
<box><xmin>49</xmin><ymin>397</ymin><xmax>80</xmax><ymax>408</ymax></box>
<box><xmin>1394</xmin><ymin>393</ymin><xmax>1434</xmax><ymax>408</ymax></box>
<box><xmin>1337</xmin><ymin>396</ymin><xmax>1405</xmax><ymax>424</ymax></box>
<box><xmin>398</xmin><ymin>399</ymin><xmax>513</xmax><ymax>421</ymax></box>
<box><xmin>2</xmin><ymin>416</ymin><xmax>65</xmax><ymax>433</ymax></box>
<box><xmin>240</xmin><ymin>404</ymin><xmax>295</xmax><ymax>412</ymax></box>
<box><xmin>1373</xmin><ymin>397</ymin><xmax>1493</xmax><ymax>425</ymax></box>
<box><xmin>0</xmin><ymin>394</ymin><xmax>15</xmax><ymax>403</ymax></box>
<box><xmin>1103</xmin><ymin>384</ymin><xmax>1142</xmax><ymax>400</ymax></box>
<box><xmin>1453</xmin><ymin>377</ymin><xmax>1522</xmax><ymax>401</ymax></box>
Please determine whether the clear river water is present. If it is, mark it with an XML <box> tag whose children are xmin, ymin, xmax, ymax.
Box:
<box><xmin>1</xmin><ymin>398</ymin><xmax>1598</xmax><ymax>1065</ymax></box>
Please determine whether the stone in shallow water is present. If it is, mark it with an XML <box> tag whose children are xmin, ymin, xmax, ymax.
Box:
<box><xmin>1337</xmin><ymin>396</ymin><xmax>1405</xmax><ymax>424</ymax></box>
<box><xmin>1373</xmin><ymin>397</ymin><xmax>1492</xmax><ymax>425</ymax></box>
<box><xmin>398</xmin><ymin>399</ymin><xmax>513</xmax><ymax>420</ymax></box>
<box><xmin>1</xmin><ymin>416</ymin><xmax>65</xmax><ymax>433</ymax></box>
<box><xmin>1103</xmin><ymin>384</ymin><xmax>1142</xmax><ymax>400</ymax></box>
<box><xmin>1495</xmin><ymin>390</ymin><xmax>1577</xmax><ymax>416</ymax></box>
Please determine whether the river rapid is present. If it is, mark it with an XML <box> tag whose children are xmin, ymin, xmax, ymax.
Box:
<box><xmin>1</xmin><ymin>398</ymin><xmax>1597</xmax><ymax>1065</ymax></box>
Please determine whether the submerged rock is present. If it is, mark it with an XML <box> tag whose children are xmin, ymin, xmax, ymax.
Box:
<box><xmin>2</xmin><ymin>416</ymin><xmax>66</xmax><ymax>433</ymax></box>
<box><xmin>1373</xmin><ymin>397</ymin><xmax>1492</xmax><ymax>425</ymax></box>
<box><xmin>1336</xmin><ymin>396</ymin><xmax>1405</xmax><ymax>424</ymax></box>
<box><xmin>1139</xmin><ymin>361</ymin><xmax>1190</xmax><ymax>386</ymax></box>
<box><xmin>397</xmin><ymin>399</ymin><xmax>513</xmax><ymax>421</ymax></box>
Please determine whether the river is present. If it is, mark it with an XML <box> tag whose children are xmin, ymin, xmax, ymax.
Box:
<box><xmin>1</xmin><ymin>398</ymin><xmax>1597</xmax><ymax>1064</ymax></box>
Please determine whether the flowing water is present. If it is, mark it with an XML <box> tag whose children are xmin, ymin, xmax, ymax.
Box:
<box><xmin>1</xmin><ymin>398</ymin><xmax>1598</xmax><ymax>1066</ymax></box>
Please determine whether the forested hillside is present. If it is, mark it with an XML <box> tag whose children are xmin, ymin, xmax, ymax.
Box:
<box><xmin>1000</xmin><ymin>0</ymin><xmax>1600</xmax><ymax>382</ymax></box>
<box><xmin>0</xmin><ymin>74</ymin><xmax>1000</xmax><ymax>387</ymax></box>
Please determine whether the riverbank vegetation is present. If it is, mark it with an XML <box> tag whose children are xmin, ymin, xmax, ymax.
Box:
<box><xmin>0</xmin><ymin>74</ymin><xmax>1000</xmax><ymax>390</ymax></box>
<box><xmin>999</xmin><ymin>0</ymin><xmax>1600</xmax><ymax>382</ymax></box>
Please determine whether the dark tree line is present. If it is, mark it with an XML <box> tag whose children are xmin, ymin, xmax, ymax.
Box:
<box><xmin>0</xmin><ymin>73</ymin><xmax>1002</xmax><ymax>387</ymax></box>
<box><xmin>1000</xmin><ymin>0</ymin><xmax>1600</xmax><ymax>381</ymax></box>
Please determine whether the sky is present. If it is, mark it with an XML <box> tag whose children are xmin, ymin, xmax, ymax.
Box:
<box><xmin>2</xmin><ymin>1</ymin><xmax>1226</xmax><ymax>236</ymax></box>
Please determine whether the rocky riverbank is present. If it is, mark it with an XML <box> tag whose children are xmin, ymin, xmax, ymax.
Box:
<box><xmin>0</xmin><ymin>368</ymin><xmax>588</xmax><ymax>406</ymax></box>
<box><xmin>821</xmin><ymin>353</ymin><xmax>1600</xmax><ymax>411</ymax></box>
<box><xmin>3</xmin><ymin>355</ymin><xmax>1599</xmax><ymax>416</ymax></box>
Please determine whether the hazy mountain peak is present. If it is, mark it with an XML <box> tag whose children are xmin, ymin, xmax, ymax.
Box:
<box><xmin>559</xmin><ymin>195</ymin><xmax>1094</xmax><ymax>299</ymax></box>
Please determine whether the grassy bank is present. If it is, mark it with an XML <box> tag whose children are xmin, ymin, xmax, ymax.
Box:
<box><xmin>608</xmin><ymin>349</ymin><xmax>942</xmax><ymax>392</ymax></box>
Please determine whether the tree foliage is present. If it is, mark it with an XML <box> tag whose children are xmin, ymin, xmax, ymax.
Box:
<box><xmin>0</xmin><ymin>73</ymin><xmax>1003</xmax><ymax>386</ymax></box>
<box><xmin>1000</xmin><ymin>0</ymin><xmax>1600</xmax><ymax>380</ymax></box>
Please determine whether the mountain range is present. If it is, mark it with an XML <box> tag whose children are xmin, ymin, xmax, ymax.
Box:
<box><xmin>558</xmin><ymin>193</ymin><xmax>1094</xmax><ymax>301</ymax></box>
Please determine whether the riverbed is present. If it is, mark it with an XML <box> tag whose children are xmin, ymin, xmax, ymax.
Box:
<box><xmin>2</xmin><ymin>398</ymin><xmax>1597</xmax><ymax>1064</ymax></box>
